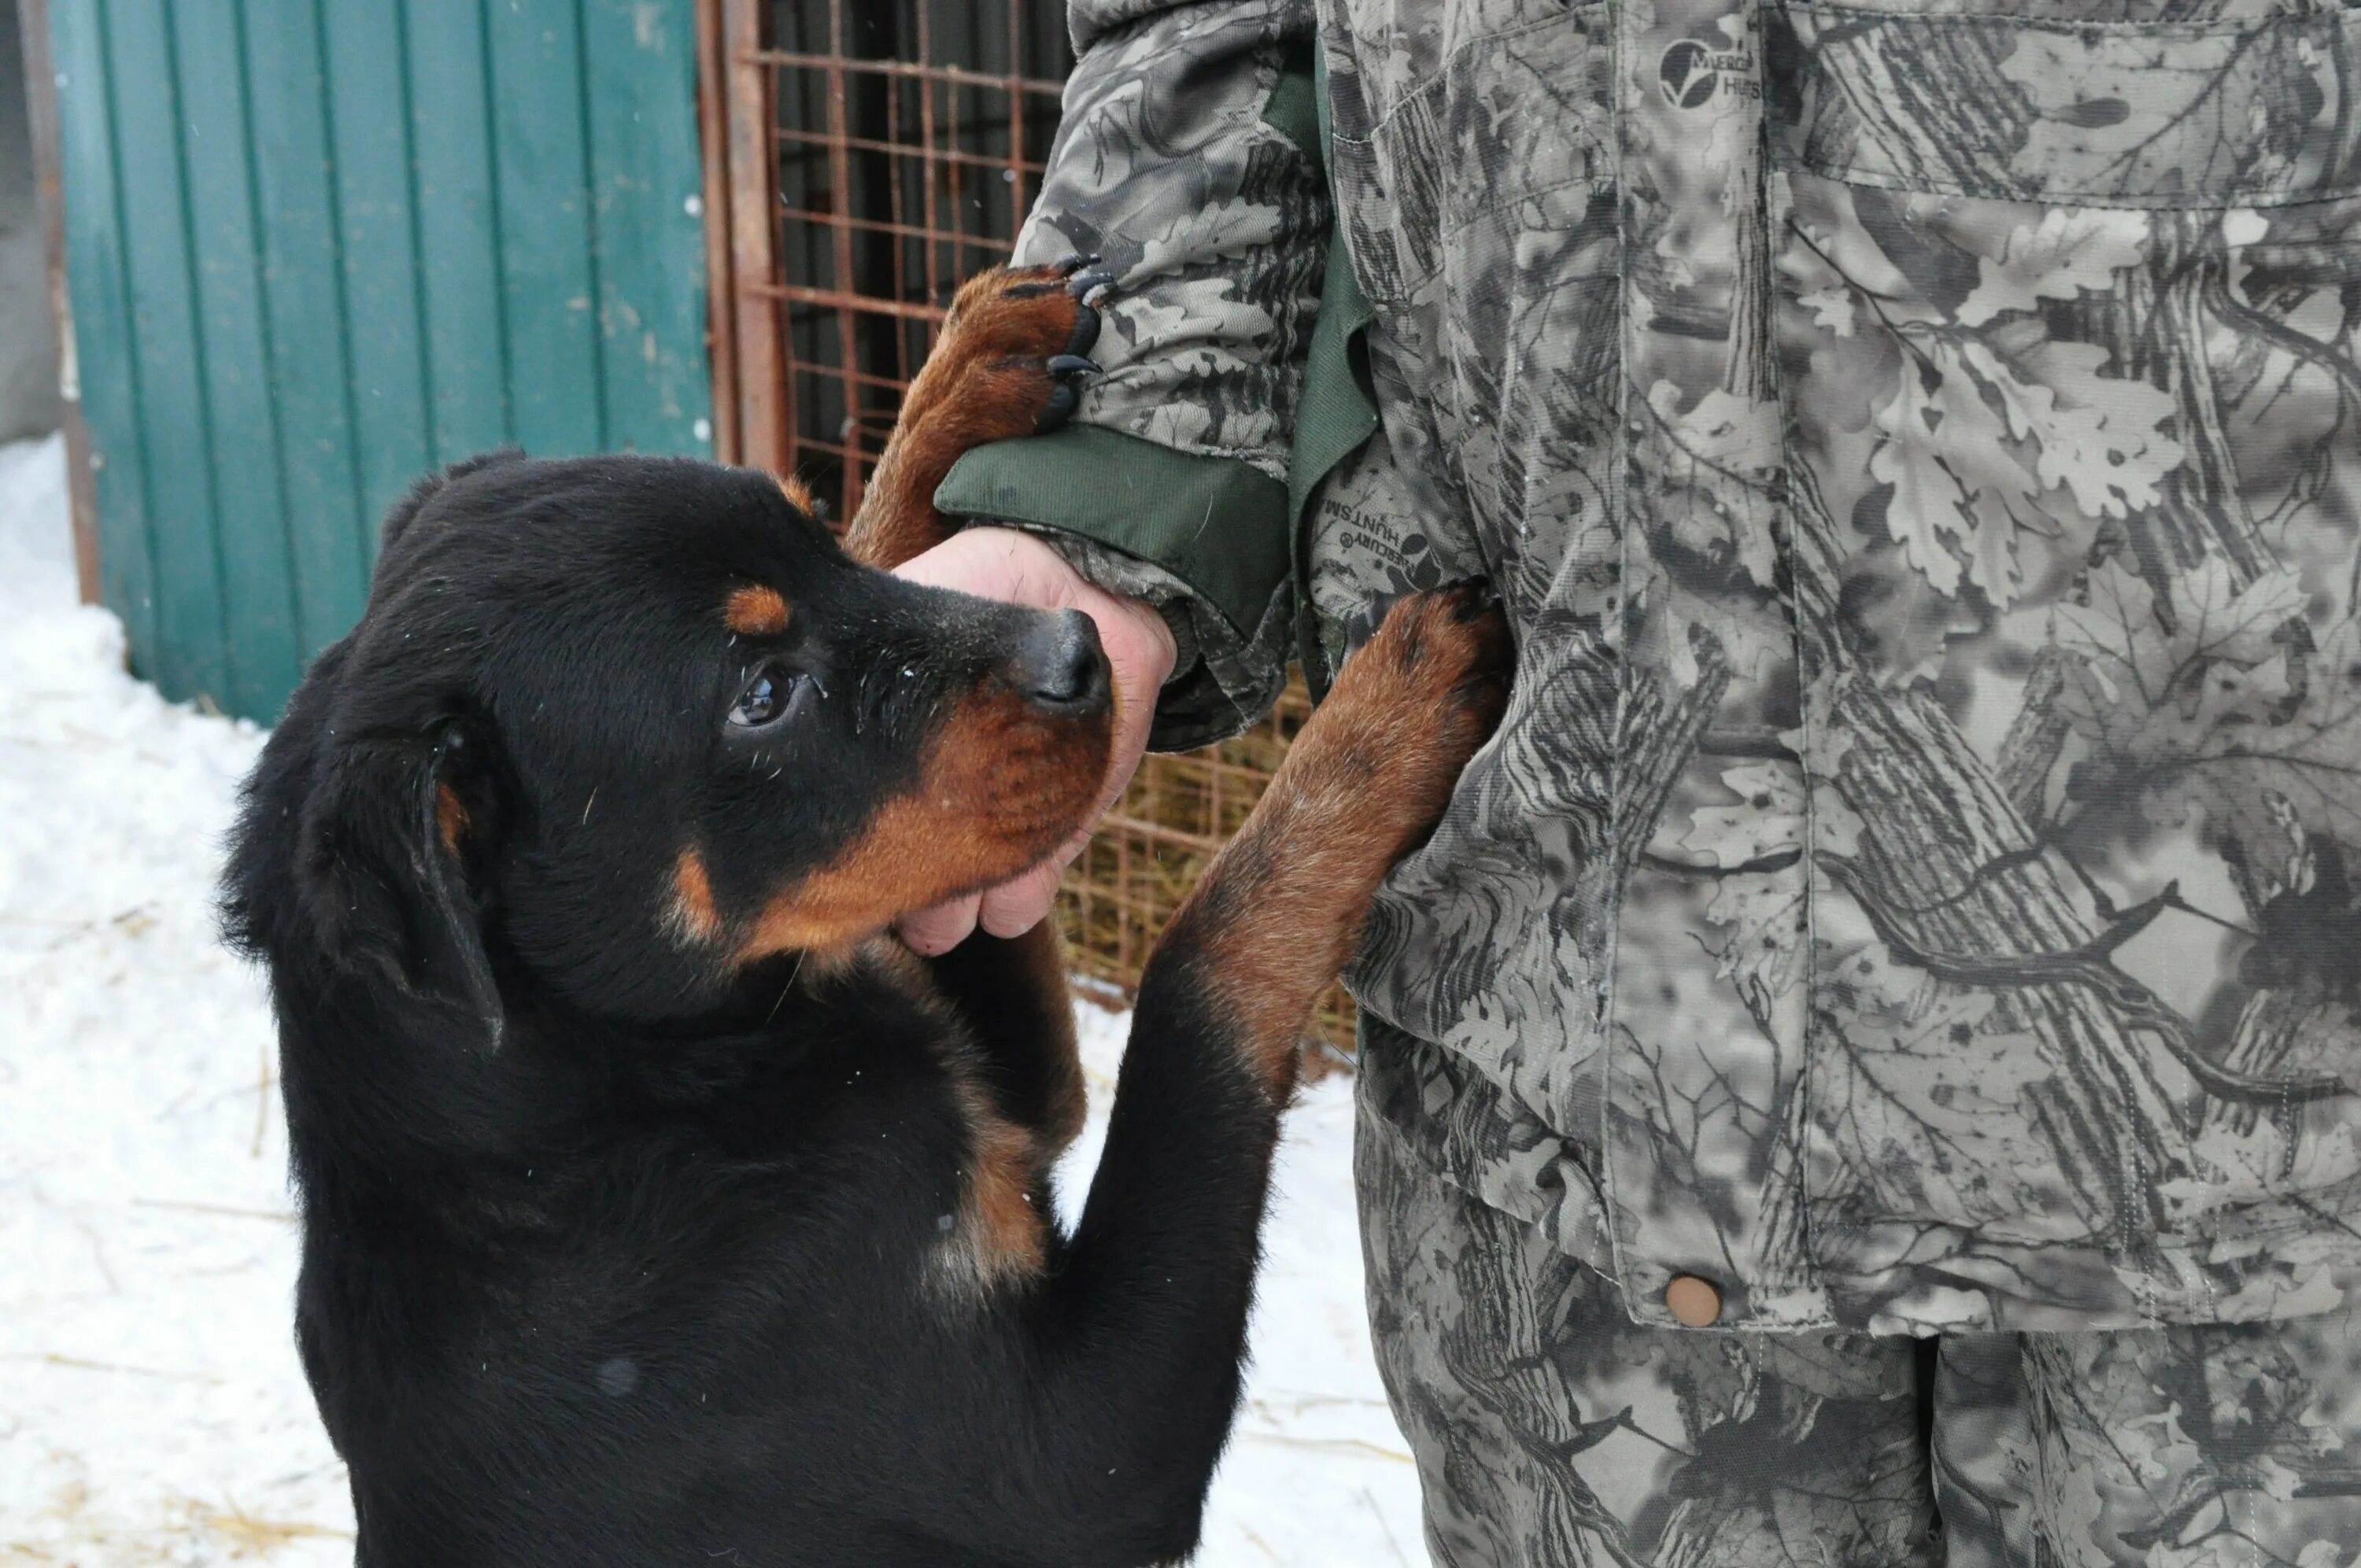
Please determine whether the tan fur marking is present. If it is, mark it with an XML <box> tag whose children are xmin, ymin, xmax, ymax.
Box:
<box><xmin>673</xmin><ymin>848</ymin><xmax>722</xmax><ymax>943</ymax></box>
<box><xmin>933</xmin><ymin>1049</ymin><xmax>1051</xmax><ymax>1294</ymax></box>
<box><xmin>435</xmin><ymin>784</ymin><xmax>468</xmax><ymax>854</ymax></box>
<box><xmin>962</xmin><ymin>1094</ymin><xmax>1050</xmax><ymax>1285</ymax></box>
<box><xmin>723</xmin><ymin>585</ymin><xmax>791</xmax><ymax>637</ymax></box>
<box><xmin>737</xmin><ymin>688</ymin><xmax>1109</xmax><ymax>959</ymax></box>
<box><xmin>841</xmin><ymin>948</ymin><xmax>1052</xmax><ymax>1298</ymax></box>
<box><xmin>776</xmin><ymin>474</ymin><xmax>816</xmax><ymax>513</ymax></box>
<box><xmin>796</xmin><ymin>935</ymin><xmax>914</xmax><ymax>989</ymax></box>
<box><xmin>1165</xmin><ymin>590</ymin><xmax>1510</xmax><ymax>1101</ymax></box>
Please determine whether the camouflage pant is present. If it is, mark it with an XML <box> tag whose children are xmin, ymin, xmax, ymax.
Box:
<box><xmin>1358</xmin><ymin>1048</ymin><xmax>2361</xmax><ymax>1568</ymax></box>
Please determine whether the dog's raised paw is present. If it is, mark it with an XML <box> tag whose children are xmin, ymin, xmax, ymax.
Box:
<box><xmin>1354</xmin><ymin>582</ymin><xmax>1513</xmax><ymax>741</ymax></box>
<box><xmin>921</xmin><ymin>261</ymin><xmax>1118</xmax><ymax>439</ymax></box>
<box><xmin>1259</xmin><ymin>584</ymin><xmax>1514</xmax><ymax>865</ymax></box>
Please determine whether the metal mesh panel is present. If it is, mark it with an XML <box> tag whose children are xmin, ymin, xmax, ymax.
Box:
<box><xmin>739</xmin><ymin>0</ymin><xmax>1065</xmax><ymax>518</ymax></box>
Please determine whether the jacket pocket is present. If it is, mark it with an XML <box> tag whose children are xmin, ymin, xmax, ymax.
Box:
<box><xmin>1327</xmin><ymin>2</ymin><xmax>1614</xmax><ymax>304</ymax></box>
<box><xmin>1326</xmin><ymin>2</ymin><xmax>1618</xmax><ymax>613</ymax></box>
<box><xmin>1772</xmin><ymin>1</ymin><xmax>2361</xmax><ymax>1317</ymax></box>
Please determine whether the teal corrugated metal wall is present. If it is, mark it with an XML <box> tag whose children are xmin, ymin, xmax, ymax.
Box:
<box><xmin>50</xmin><ymin>0</ymin><xmax>714</xmax><ymax>721</ymax></box>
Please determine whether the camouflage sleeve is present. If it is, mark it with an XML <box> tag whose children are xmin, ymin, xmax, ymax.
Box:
<box><xmin>933</xmin><ymin>0</ymin><xmax>1327</xmax><ymax>752</ymax></box>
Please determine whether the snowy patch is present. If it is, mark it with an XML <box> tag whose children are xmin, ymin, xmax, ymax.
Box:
<box><xmin>0</xmin><ymin>436</ymin><xmax>1421</xmax><ymax>1565</ymax></box>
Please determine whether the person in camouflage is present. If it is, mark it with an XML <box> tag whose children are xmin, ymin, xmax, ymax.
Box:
<box><xmin>894</xmin><ymin>0</ymin><xmax>2361</xmax><ymax>1560</ymax></box>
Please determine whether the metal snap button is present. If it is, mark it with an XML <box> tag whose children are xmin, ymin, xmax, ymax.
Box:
<box><xmin>1665</xmin><ymin>1275</ymin><xmax>1722</xmax><ymax>1327</ymax></box>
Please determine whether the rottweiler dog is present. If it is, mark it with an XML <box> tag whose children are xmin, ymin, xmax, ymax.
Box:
<box><xmin>222</xmin><ymin>260</ymin><xmax>1509</xmax><ymax>1566</ymax></box>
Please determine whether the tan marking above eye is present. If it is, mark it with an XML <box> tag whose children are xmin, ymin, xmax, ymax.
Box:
<box><xmin>435</xmin><ymin>784</ymin><xmax>469</xmax><ymax>854</ymax></box>
<box><xmin>775</xmin><ymin>474</ymin><xmax>816</xmax><ymax>514</ymax></box>
<box><xmin>724</xmin><ymin>585</ymin><xmax>791</xmax><ymax>637</ymax></box>
<box><xmin>673</xmin><ymin>847</ymin><xmax>722</xmax><ymax>943</ymax></box>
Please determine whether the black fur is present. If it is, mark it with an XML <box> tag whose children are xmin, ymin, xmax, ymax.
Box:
<box><xmin>223</xmin><ymin>455</ymin><xmax>1283</xmax><ymax>1566</ymax></box>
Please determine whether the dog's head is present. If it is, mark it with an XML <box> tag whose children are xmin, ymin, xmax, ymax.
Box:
<box><xmin>225</xmin><ymin>452</ymin><xmax>1112</xmax><ymax>1051</ymax></box>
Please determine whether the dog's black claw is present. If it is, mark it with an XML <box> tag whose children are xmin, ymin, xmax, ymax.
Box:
<box><xmin>1067</xmin><ymin>268</ymin><xmax>1118</xmax><ymax>307</ymax></box>
<box><xmin>1053</xmin><ymin>252</ymin><xmax>1103</xmax><ymax>276</ymax></box>
<box><xmin>1437</xmin><ymin>576</ymin><xmax>1502</xmax><ymax>620</ymax></box>
<box><xmin>1036</xmin><ymin>381</ymin><xmax>1081</xmax><ymax>433</ymax></box>
<box><xmin>1063</xmin><ymin>304</ymin><xmax>1102</xmax><ymax>359</ymax></box>
<box><xmin>1047</xmin><ymin>354</ymin><xmax>1101</xmax><ymax>378</ymax></box>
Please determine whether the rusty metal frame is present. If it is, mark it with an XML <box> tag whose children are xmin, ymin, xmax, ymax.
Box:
<box><xmin>709</xmin><ymin>0</ymin><xmax>1065</xmax><ymax>520</ymax></box>
<box><xmin>718</xmin><ymin>0</ymin><xmax>781</xmax><ymax>474</ymax></box>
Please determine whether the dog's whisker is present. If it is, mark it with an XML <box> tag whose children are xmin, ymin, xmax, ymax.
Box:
<box><xmin>764</xmin><ymin>951</ymin><xmax>807</xmax><ymax>1024</ymax></box>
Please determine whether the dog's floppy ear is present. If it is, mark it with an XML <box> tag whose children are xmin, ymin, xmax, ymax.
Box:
<box><xmin>299</xmin><ymin>718</ymin><xmax>504</xmax><ymax>1051</ymax></box>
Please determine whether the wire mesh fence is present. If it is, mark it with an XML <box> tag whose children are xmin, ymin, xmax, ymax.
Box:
<box><xmin>707</xmin><ymin>0</ymin><xmax>1354</xmax><ymax>1057</ymax></box>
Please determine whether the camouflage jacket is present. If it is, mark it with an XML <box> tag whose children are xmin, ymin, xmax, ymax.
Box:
<box><xmin>936</xmin><ymin>0</ymin><xmax>2361</xmax><ymax>1334</ymax></box>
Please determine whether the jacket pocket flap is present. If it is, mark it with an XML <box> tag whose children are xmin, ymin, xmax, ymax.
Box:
<box><xmin>1775</xmin><ymin>2</ymin><xmax>2361</xmax><ymax>208</ymax></box>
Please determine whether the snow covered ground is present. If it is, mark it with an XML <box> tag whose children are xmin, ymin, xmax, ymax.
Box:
<box><xmin>0</xmin><ymin>435</ymin><xmax>1423</xmax><ymax>1566</ymax></box>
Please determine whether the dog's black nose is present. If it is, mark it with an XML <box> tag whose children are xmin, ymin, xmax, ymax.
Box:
<box><xmin>1015</xmin><ymin>610</ymin><xmax>1110</xmax><ymax>715</ymax></box>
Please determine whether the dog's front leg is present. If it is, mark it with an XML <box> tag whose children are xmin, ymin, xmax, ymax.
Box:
<box><xmin>999</xmin><ymin>585</ymin><xmax>1510</xmax><ymax>1562</ymax></box>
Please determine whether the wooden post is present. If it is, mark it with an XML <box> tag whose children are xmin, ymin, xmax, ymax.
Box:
<box><xmin>721</xmin><ymin>0</ymin><xmax>782</xmax><ymax>474</ymax></box>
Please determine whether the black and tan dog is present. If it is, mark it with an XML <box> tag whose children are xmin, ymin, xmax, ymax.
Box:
<box><xmin>222</xmin><ymin>261</ymin><xmax>1508</xmax><ymax>1566</ymax></box>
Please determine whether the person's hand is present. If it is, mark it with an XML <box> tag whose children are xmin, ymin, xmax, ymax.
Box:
<box><xmin>892</xmin><ymin>527</ymin><xmax>1176</xmax><ymax>954</ymax></box>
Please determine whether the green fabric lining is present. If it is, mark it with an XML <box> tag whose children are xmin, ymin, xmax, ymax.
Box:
<box><xmin>1287</xmin><ymin>222</ymin><xmax>1376</xmax><ymax>531</ymax></box>
<box><xmin>1262</xmin><ymin>57</ymin><xmax>1321</xmax><ymax>154</ymax></box>
<box><xmin>1289</xmin><ymin>43</ymin><xmax>1376</xmax><ymax>529</ymax></box>
<box><xmin>933</xmin><ymin>425</ymin><xmax>1289</xmax><ymax>635</ymax></box>
<box><xmin>1287</xmin><ymin>45</ymin><xmax>1380</xmax><ymax>688</ymax></box>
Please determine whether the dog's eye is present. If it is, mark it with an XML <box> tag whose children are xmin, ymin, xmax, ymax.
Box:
<box><xmin>730</xmin><ymin>670</ymin><xmax>793</xmax><ymax>728</ymax></box>
<box><xmin>728</xmin><ymin>665</ymin><xmax>823</xmax><ymax>732</ymax></box>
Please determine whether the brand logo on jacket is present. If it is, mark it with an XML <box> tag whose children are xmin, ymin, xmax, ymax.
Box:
<box><xmin>1659</xmin><ymin>39</ymin><xmax>1757</xmax><ymax>109</ymax></box>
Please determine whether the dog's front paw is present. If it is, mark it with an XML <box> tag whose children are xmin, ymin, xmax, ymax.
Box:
<box><xmin>922</xmin><ymin>256</ymin><xmax>1115</xmax><ymax>438</ymax></box>
<box><xmin>1350</xmin><ymin>581</ymin><xmax>1511</xmax><ymax>784</ymax></box>
<box><xmin>850</xmin><ymin>260</ymin><xmax>1119</xmax><ymax>569</ymax></box>
<box><xmin>1349</xmin><ymin>581</ymin><xmax>1511</xmax><ymax>708</ymax></box>
<box><xmin>1295</xmin><ymin>583</ymin><xmax>1513</xmax><ymax>852</ymax></box>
